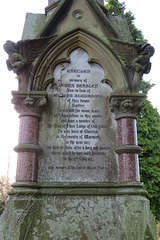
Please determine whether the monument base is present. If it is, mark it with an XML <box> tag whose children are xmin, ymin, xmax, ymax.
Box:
<box><xmin>0</xmin><ymin>183</ymin><xmax>157</xmax><ymax>240</ymax></box>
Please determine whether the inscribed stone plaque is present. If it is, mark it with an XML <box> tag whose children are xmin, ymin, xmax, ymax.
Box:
<box><xmin>38</xmin><ymin>48</ymin><xmax>118</xmax><ymax>182</ymax></box>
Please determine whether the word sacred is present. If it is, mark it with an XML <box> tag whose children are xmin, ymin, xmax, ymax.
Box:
<box><xmin>67</xmin><ymin>69</ymin><xmax>90</xmax><ymax>73</ymax></box>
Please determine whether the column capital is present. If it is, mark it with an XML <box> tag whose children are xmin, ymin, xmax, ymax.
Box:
<box><xmin>11</xmin><ymin>91</ymin><xmax>48</xmax><ymax>118</ymax></box>
<box><xmin>109</xmin><ymin>93</ymin><xmax>146</xmax><ymax>120</ymax></box>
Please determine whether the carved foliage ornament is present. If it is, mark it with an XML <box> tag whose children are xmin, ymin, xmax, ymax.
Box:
<box><xmin>109</xmin><ymin>94</ymin><xmax>146</xmax><ymax>120</ymax></box>
<box><xmin>11</xmin><ymin>93</ymin><xmax>47</xmax><ymax>118</ymax></box>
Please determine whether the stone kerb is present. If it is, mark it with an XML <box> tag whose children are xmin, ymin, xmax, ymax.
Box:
<box><xmin>12</xmin><ymin>91</ymin><xmax>47</xmax><ymax>182</ymax></box>
<box><xmin>109</xmin><ymin>93</ymin><xmax>146</xmax><ymax>182</ymax></box>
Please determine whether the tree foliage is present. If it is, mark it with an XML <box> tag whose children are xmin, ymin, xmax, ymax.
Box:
<box><xmin>137</xmin><ymin>82</ymin><xmax>160</xmax><ymax>220</ymax></box>
<box><xmin>106</xmin><ymin>0</ymin><xmax>160</xmax><ymax>220</ymax></box>
<box><xmin>106</xmin><ymin>0</ymin><xmax>125</xmax><ymax>16</ymax></box>
<box><xmin>106</xmin><ymin>0</ymin><xmax>146</xmax><ymax>44</ymax></box>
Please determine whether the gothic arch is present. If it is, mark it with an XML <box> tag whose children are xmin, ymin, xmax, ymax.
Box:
<box><xmin>32</xmin><ymin>29</ymin><xmax>129</xmax><ymax>92</ymax></box>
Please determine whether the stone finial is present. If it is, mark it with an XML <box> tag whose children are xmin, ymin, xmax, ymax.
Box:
<box><xmin>109</xmin><ymin>94</ymin><xmax>146</xmax><ymax>120</ymax></box>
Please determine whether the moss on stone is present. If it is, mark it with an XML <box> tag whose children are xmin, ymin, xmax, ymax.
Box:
<box><xmin>0</xmin><ymin>193</ymin><xmax>157</xmax><ymax>239</ymax></box>
<box><xmin>22</xmin><ymin>13</ymin><xmax>47</xmax><ymax>40</ymax></box>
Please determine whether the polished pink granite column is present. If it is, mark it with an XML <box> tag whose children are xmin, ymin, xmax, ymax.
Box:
<box><xmin>12</xmin><ymin>91</ymin><xmax>47</xmax><ymax>182</ymax></box>
<box><xmin>16</xmin><ymin>116</ymin><xmax>39</xmax><ymax>181</ymax></box>
<box><xmin>119</xmin><ymin>153</ymin><xmax>140</xmax><ymax>182</ymax></box>
<box><xmin>117</xmin><ymin>118</ymin><xmax>140</xmax><ymax>182</ymax></box>
<box><xmin>19</xmin><ymin>116</ymin><xmax>39</xmax><ymax>145</ymax></box>
<box><xmin>16</xmin><ymin>152</ymin><xmax>38</xmax><ymax>181</ymax></box>
<box><xmin>117</xmin><ymin>118</ymin><xmax>137</xmax><ymax>146</ymax></box>
<box><xmin>109</xmin><ymin>94</ymin><xmax>146</xmax><ymax>183</ymax></box>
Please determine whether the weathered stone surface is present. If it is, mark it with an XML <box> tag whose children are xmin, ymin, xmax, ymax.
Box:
<box><xmin>1</xmin><ymin>0</ymin><xmax>157</xmax><ymax>239</ymax></box>
<box><xmin>96</xmin><ymin>0</ymin><xmax>104</xmax><ymax>5</ymax></box>
<box><xmin>108</xmin><ymin>16</ymin><xmax>133</xmax><ymax>43</ymax></box>
<box><xmin>0</xmin><ymin>191</ymin><xmax>157</xmax><ymax>240</ymax></box>
<box><xmin>38</xmin><ymin>48</ymin><xmax>118</xmax><ymax>182</ymax></box>
<box><xmin>48</xmin><ymin>0</ymin><xmax>58</xmax><ymax>4</ymax></box>
<box><xmin>109</xmin><ymin>94</ymin><xmax>146</xmax><ymax>119</ymax></box>
<box><xmin>22</xmin><ymin>13</ymin><xmax>46</xmax><ymax>40</ymax></box>
<box><xmin>11</xmin><ymin>92</ymin><xmax>47</xmax><ymax>182</ymax></box>
<box><xmin>8</xmin><ymin>0</ymin><xmax>154</xmax><ymax>93</ymax></box>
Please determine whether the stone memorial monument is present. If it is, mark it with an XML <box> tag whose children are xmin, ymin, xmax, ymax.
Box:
<box><xmin>0</xmin><ymin>0</ymin><xmax>157</xmax><ymax>239</ymax></box>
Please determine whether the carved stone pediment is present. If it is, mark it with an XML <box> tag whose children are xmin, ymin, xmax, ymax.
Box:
<box><xmin>4</xmin><ymin>0</ymin><xmax>154</xmax><ymax>93</ymax></box>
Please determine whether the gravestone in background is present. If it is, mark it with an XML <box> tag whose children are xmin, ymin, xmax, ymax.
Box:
<box><xmin>0</xmin><ymin>0</ymin><xmax>157</xmax><ymax>239</ymax></box>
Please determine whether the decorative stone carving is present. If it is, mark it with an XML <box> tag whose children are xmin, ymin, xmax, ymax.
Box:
<box><xmin>32</xmin><ymin>31</ymin><xmax>128</xmax><ymax>92</ymax></box>
<box><xmin>12</xmin><ymin>91</ymin><xmax>48</xmax><ymax>118</ymax></box>
<box><xmin>1</xmin><ymin>0</ymin><xmax>157</xmax><ymax>238</ymax></box>
<box><xmin>109</xmin><ymin>94</ymin><xmax>146</xmax><ymax>120</ymax></box>
<box><xmin>11</xmin><ymin>92</ymin><xmax>48</xmax><ymax>182</ymax></box>
<box><xmin>130</xmin><ymin>44</ymin><xmax>155</xmax><ymax>91</ymax></box>
<box><xmin>109</xmin><ymin>40</ymin><xmax>154</xmax><ymax>92</ymax></box>
<box><xmin>3</xmin><ymin>40</ymin><xmax>27</xmax><ymax>73</ymax></box>
<box><xmin>3</xmin><ymin>37</ymin><xmax>56</xmax><ymax>91</ymax></box>
<box><xmin>109</xmin><ymin>93</ymin><xmax>146</xmax><ymax>182</ymax></box>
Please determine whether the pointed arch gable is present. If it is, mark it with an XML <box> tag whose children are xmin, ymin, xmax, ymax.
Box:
<box><xmin>32</xmin><ymin>29</ymin><xmax>129</xmax><ymax>92</ymax></box>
